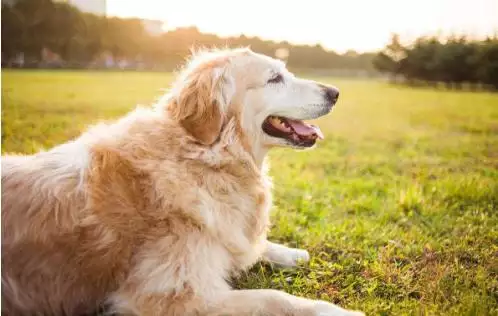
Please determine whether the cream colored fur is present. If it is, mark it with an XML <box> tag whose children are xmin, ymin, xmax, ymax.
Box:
<box><xmin>1</xmin><ymin>48</ymin><xmax>364</xmax><ymax>316</ymax></box>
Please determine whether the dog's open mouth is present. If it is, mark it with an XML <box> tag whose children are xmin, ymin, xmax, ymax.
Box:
<box><xmin>262</xmin><ymin>115</ymin><xmax>324</xmax><ymax>147</ymax></box>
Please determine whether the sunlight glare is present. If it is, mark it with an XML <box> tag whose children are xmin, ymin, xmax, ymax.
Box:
<box><xmin>107</xmin><ymin>0</ymin><xmax>498</xmax><ymax>53</ymax></box>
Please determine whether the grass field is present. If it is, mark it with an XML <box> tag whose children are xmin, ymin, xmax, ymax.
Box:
<box><xmin>2</xmin><ymin>70</ymin><xmax>498</xmax><ymax>315</ymax></box>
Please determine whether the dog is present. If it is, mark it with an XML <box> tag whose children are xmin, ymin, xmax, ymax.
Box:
<box><xmin>1</xmin><ymin>48</ymin><xmax>364</xmax><ymax>316</ymax></box>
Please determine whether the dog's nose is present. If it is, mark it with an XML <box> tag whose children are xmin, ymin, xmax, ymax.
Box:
<box><xmin>323</xmin><ymin>86</ymin><xmax>339</xmax><ymax>105</ymax></box>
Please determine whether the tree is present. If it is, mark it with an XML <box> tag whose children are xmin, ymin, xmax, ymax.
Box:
<box><xmin>373</xmin><ymin>34</ymin><xmax>406</xmax><ymax>81</ymax></box>
<box><xmin>373</xmin><ymin>32</ymin><xmax>498</xmax><ymax>90</ymax></box>
<box><xmin>476</xmin><ymin>38</ymin><xmax>498</xmax><ymax>89</ymax></box>
<box><xmin>373</xmin><ymin>52</ymin><xmax>397</xmax><ymax>80</ymax></box>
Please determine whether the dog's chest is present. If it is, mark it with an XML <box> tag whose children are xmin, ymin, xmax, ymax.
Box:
<box><xmin>207</xmin><ymin>170</ymin><xmax>272</xmax><ymax>237</ymax></box>
<box><xmin>210</xmin><ymin>172</ymin><xmax>272</xmax><ymax>268</ymax></box>
<box><xmin>181</xmin><ymin>165</ymin><xmax>273</xmax><ymax>267</ymax></box>
<box><xmin>153</xmin><ymin>158</ymin><xmax>273</xmax><ymax>268</ymax></box>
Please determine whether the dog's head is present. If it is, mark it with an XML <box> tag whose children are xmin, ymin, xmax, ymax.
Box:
<box><xmin>167</xmin><ymin>48</ymin><xmax>339</xmax><ymax>152</ymax></box>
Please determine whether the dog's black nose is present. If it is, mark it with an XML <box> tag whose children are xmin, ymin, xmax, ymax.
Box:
<box><xmin>323</xmin><ymin>86</ymin><xmax>339</xmax><ymax>105</ymax></box>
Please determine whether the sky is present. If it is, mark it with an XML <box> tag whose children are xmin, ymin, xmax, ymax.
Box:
<box><xmin>107</xmin><ymin>0</ymin><xmax>498</xmax><ymax>53</ymax></box>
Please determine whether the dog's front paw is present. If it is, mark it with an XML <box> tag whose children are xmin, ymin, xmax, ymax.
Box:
<box><xmin>313</xmin><ymin>301</ymin><xmax>365</xmax><ymax>316</ymax></box>
<box><xmin>290</xmin><ymin>248</ymin><xmax>310</xmax><ymax>265</ymax></box>
<box><xmin>274</xmin><ymin>248</ymin><xmax>309</xmax><ymax>268</ymax></box>
<box><xmin>263</xmin><ymin>242</ymin><xmax>311</xmax><ymax>268</ymax></box>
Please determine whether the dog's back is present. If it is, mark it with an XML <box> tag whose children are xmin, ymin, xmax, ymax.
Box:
<box><xmin>2</xmin><ymin>142</ymin><xmax>89</xmax><ymax>246</ymax></box>
<box><xmin>1</xmin><ymin>143</ymin><xmax>126</xmax><ymax>316</ymax></box>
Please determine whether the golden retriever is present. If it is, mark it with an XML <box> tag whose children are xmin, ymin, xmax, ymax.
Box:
<box><xmin>1</xmin><ymin>48</ymin><xmax>364</xmax><ymax>316</ymax></box>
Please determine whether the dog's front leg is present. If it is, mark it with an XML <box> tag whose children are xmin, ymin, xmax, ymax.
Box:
<box><xmin>262</xmin><ymin>241</ymin><xmax>310</xmax><ymax>268</ymax></box>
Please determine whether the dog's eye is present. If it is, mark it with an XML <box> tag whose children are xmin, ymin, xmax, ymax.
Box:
<box><xmin>267</xmin><ymin>74</ymin><xmax>283</xmax><ymax>84</ymax></box>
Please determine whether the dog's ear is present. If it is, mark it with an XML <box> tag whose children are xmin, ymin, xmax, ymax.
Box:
<box><xmin>168</xmin><ymin>60</ymin><xmax>234</xmax><ymax>145</ymax></box>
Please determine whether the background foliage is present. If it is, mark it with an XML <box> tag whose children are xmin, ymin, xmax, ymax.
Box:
<box><xmin>1</xmin><ymin>0</ymin><xmax>376</xmax><ymax>74</ymax></box>
<box><xmin>373</xmin><ymin>34</ymin><xmax>498</xmax><ymax>89</ymax></box>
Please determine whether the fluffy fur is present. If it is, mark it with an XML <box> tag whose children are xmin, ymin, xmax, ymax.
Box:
<box><xmin>1</xmin><ymin>48</ymin><xmax>364</xmax><ymax>316</ymax></box>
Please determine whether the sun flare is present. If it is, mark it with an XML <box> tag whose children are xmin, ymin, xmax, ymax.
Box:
<box><xmin>106</xmin><ymin>0</ymin><xmax>498</xmax><ymax>53</ymax></box>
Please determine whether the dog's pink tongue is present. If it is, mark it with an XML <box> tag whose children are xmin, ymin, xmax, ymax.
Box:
<box><xmin>287</xmin><ymin>119</ymin><xmax>324</xmax><ymax>139</ymax></box>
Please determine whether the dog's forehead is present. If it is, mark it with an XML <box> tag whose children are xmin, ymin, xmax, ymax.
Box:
<box><xmin>232</xmin><ymin>51</ymin><xmax>286</xmax><ymax>73</ymax></box>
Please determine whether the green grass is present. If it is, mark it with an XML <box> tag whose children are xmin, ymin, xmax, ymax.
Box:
<box><xmin>2</xmin><ymin>70</ymin><xmax>498</xmax><ymax>315</ymax></box>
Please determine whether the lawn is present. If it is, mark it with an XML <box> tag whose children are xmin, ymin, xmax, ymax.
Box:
<box><xmin>2</xmin><ymin>70</ymin><xmax>498</xmax><ymax>315</ymax></box>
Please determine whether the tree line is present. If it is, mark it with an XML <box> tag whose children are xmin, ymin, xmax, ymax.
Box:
<box><xmin>373</xmin><ymin>34</ymin><xmax>498</xmax><ymax>90</ymax></box>
<box><xmin>1</xmin><ymin>0</ymin><xmax>376</xmax><ymax>74</ymax></box>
